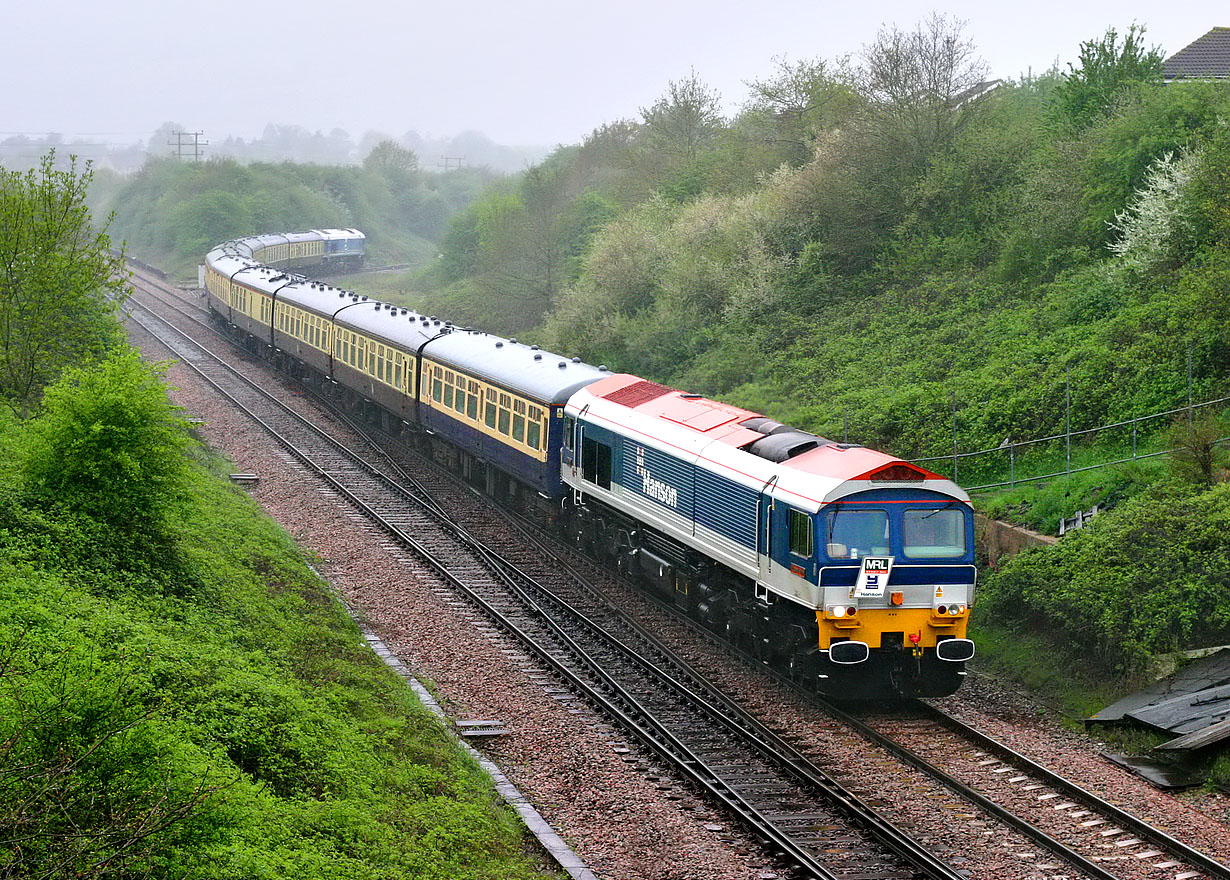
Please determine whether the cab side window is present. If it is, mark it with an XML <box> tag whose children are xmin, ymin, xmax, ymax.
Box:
<box><xmin>580</xmin><ymin>433</ymin><xmax>612</xmax><ymax>489</ymax></box>
<box><xmin>788</xmin><ymin>508</ymin><xmax>814</xmax><ymax>557</ymax></box>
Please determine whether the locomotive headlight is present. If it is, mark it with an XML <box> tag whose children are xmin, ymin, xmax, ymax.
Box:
<box><xmin>829</xmin><ymin>605</ymin><xmax>846</xmax><ymax>618</ymax></box>
<box><xmin>846</xmin><ymin>606</ymin><xmax>857</xmax><ymax>616</ymax></box>
<box><xmin>937</xmin><ymin>604</ymin><xmax>947</xmax><ymax>615</ymax></box>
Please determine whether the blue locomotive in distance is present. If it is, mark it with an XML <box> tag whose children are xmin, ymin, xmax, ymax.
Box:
<box><xmin>203</xmin><ymin>230</ymin><xmax>976</xmax><ymax>699</ymax></box>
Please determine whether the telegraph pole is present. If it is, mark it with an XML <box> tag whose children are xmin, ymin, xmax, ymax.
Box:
<box><xmin>168</xmin><ymin>130</ymin><xmax>208</xmax><ymax>161</ymax></box>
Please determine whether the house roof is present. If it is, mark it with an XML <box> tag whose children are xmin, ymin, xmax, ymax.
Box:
<box><xmin>1163</xmin><ymin>26</ymin><xmax>1230</xmax><ymax>79</ymax></box>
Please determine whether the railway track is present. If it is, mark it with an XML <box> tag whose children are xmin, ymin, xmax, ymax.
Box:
<box><xmin>123</xmin><ymin>273</ymin><xmax>966</xmax><ymax>880</ymax></box>
<box><xmin>123</xmin><ymin>266</ymin><xmax>1229</xmax><ymax>880</ymax></box>
<box><xmin>840</xmin><ymin>702</ymin><xmax>1228</xmax><ymax>880</ymax></box>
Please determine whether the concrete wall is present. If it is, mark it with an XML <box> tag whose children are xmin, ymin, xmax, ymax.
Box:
<box><xmin>976</xmin><ymin>513</ymin><xmax>1056</xmax><ymax>566</ymax></box>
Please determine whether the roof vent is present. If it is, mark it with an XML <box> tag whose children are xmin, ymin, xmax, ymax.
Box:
<box><xmin>747</xmin><ymin>432</ymin><xmax>821</xmax><ymax>463</ymax></box>
<box><xmin>558</xmin><ymin>361</ymin><xmax>567</xmax><ymax>369</ymax></box>
<box><xmin>571</xmin><ymin>356</ymin><xmax>581</xmax><ymax>363</ymax></box>
<box><xmin>599</xmin><ymin>365</ymin><xmax>608</xmax><ymax>371</ymax></box>
<box><xmin>534</xmin><ymin>353</ymin><xmax>543</xmax><ymax>360</ymax></box>
<box><xmin>495</xmin><ymin>341</ymin><xmax>503</xmax><ymax>348</ymax></box>
<box><xmin>530</xmin><ymin>344</ymin><xmax>539</xmax><ymax>350</ymax></box>
<box><xmin>510</xmin><ymin>337</ymin><xmax>517</xmax><ymax>344</ymax></box>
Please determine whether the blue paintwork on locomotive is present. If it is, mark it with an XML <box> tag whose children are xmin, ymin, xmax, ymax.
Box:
<box><xmin>580</xmin><ymin>416</ymin><xmax>762</xmax><ymax>551</ymax></box>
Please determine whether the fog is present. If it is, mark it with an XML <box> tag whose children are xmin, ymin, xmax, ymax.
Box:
<box><xmin>1</xmin><ymin>0</ymin><xmax>1218</xmax><ymax>171</ymax></box>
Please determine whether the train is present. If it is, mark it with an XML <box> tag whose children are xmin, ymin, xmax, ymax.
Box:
<box><xmin>203</xmin><ymin>228</ymin><xmax>976</xmax><ymax>699</ymax></box>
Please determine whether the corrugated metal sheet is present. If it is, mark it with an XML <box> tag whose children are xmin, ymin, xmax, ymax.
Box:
<box><xmin>695</xmin><ymin>467</ymin><xmax>758</xmax><ymax>549</ymax></box>
<box><xmin>618</xmin><ymin>439</ymin><xmax>694</xmax><ymax>520</ymax></box>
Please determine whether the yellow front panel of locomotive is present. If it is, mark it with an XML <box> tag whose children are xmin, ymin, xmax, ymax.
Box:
<box><xmin>815</xmin><ymin>606</ymin><xmax>969</xmax><ymax>650</ymax></box>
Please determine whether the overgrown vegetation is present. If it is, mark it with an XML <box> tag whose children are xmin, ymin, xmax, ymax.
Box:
<box><xmin>416</xmin><ymin>21</ymin><xmax>1230</xmax><ymax>483</ymax></box>
<box><xmin>0</xmin><ymin>350</ymin><xmax>558</xmax><ymax>878</ymax></box>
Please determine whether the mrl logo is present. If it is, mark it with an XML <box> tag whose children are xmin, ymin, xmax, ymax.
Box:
<box><xmin>853</xmin><ymin>556</ymin><xmax>893</xmax><ymax>599</ymax></box>
<box><xmin>635</xmin><ymin>446</ymin><xmax>679</xmax><ymax>509</ymax></box>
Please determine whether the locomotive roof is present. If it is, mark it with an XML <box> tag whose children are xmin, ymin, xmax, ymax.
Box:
<box><xmin>569</xmin><ymin>374</ymin><xmax>967</xmax><ymax>512</ymax></box>
<box><xmin>422</xmin><ymin>330</ymin><xmax>610</xmax><ymax>404</ymax></box>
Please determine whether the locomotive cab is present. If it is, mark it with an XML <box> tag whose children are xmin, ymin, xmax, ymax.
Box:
<box><xmin>811</xmin><ymin>491</ymin><xmax>976</xmax><ymax>686</ymax></box>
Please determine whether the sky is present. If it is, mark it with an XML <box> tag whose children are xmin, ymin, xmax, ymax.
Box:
<box><xmin>3</xmin><ymin>0</ymin><xmax>1223</xmax><ymax>151</ymax></box>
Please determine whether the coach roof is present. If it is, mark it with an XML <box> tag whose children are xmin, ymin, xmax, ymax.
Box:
<box><xmin>423</xmin><ymin>330</ymin><xmax>610</xmax><ymax>403</ymax></box>
<box><xmin>332</xmin><ymin>297</ymin><xmax>441</xmax><ymax>350</ymax></box>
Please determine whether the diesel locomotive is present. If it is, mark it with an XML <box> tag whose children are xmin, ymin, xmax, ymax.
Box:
<box><xmin>203</xmin><ymin>229</ymin><xmax>976</xmax><ymax>698</ymax></box>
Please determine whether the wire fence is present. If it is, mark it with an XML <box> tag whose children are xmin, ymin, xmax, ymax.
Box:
<box><xmin>908</xmin><ymin>394</ymin><xmax>1230</xmax><ymax>493</ymax></box>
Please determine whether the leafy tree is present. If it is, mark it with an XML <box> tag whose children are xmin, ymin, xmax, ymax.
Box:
<box><xmin>741</xmin><ymin>55</ymin><xmax>861</xmax><ymax>165</ymax></box>
<box><xmin>363</xmin><ymin>139</ymin><xmax>420</xmax><ymax>176</ymax></box>
<box><xmin>0</xmin><ymin>151</ymin><xmax>127</xmax><ymax>409</ymax></box>
<box><xmin>21</xmin><ymin>347</ymin><xmax>195</xmax><ymax>540</ymax></box>
<box><xmin>1050</xmin><ymin>24</ymin><xmax>1164</xmax><ymax>132</ymax></box>
<box><xmin>857</xmin><ymin>13</ymin><xmax>990</xmax><ymax>162</ymax></box>
<box><xmin>639</xmin><ymin>69</ymin><xmax>725</xmax><ymax>188</ymax></box>
<box><xmin>1166</xmin><ymin>411</ymin><xmax>1226</xmax><ymax>487</ymax></box>
<box><xmin>1107</xmin><ymin>149</ymin><xmax>1200</xmax><ymax>271</ymax></box>
<box><xmin>804</xmin><ymin>14</ymin><xmax>990</xmax><ymax>273</ymax></box>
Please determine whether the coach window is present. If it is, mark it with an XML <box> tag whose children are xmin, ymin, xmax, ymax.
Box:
<box><xmin>498</xmin><ymin>393</ymin><xmax>512</xmax><ymax>435</ymax></box>
<box><xmin>466</xmin><ymin>381</ymin><xmax>480</xmax><ymax>420</ymax></box>
<box><xmin>485</xmin><ymin>388</ymin><xmax>498</xmax><ymax>428</ymax></box>
<box><xmin>526</xmin><ymin>406</ymin><xmax>543</xmax><ymax>450</ymax></box>
<box><xmin>512</xmin><ymin>399</ymin><xmax>526</xmax><ymax>443</ymax></box>
<box><xmin>788</xmin><ymin>509</ymin><xmax>814</xmax><ymax>557</ymax></box>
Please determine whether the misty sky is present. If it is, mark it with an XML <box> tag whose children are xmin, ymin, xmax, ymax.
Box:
<box><xmin>4</xmin><ymin>0</ymin><xmax>1222</xmax><ymax>150</ymax></box>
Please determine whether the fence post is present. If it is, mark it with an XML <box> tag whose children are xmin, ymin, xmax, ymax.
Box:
<box><xmin>950</xmin><ymin>391</ymin><xmax>958</xmax><ymax>483</ymax></box>
<box><xmin>1188</xmin><ymin>345</ymin><xmax>1194</xmax><ymax>428</ymax></box>
<box><xmin>1066</xmin><ymin>367</ymin><xmax>1072</xmax><ymax>478</ymax></box>
<box><xmin>1010</xmin><ymin>444</ymin><xmax>1015</xmax><ymax>488</ymax></box>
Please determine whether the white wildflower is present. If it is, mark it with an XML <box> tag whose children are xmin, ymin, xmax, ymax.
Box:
<box><xmin>1107</xmin><ymin>149</ymin><xmax>1201</xmax><ymax>270</ymax></box>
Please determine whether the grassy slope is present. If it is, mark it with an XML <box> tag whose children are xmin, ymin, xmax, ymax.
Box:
<box><xmin>0</xmin><ymin>417</ymin><xmax>560</xmax><ymax>878</ymax></box>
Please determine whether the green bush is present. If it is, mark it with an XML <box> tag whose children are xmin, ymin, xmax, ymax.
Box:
<box><xmin>0</xmin><ymin>378</ymin><xmax>558</xmax><ymax>878</ymax></box>
<box><xmin>978</xmin><ymin>481</ymin><xmax>1230</xmax><ymax>673</ymax></box>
